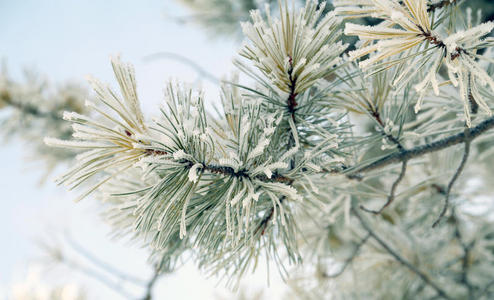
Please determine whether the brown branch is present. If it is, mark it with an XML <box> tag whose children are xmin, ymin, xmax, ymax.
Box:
<box><xmin>255</xmin><ymin>195</ymin><xmax>288</xmax><ymax>236</ymax></box>
<box><xmin>348</xmin><ymin>115</ymin><xmax>494</xmax><ymax>175</ymax></box>
<box><xmin>257</xmin><ymin>57</ymin><xmax>299</xmax><ymax>234</ymax></box>
<box><xmin>417</xmin><ymin>19</ymin><xmax>466</xmax><ymax>61</ymax></box>
<box><xmin>287</xmin><ymin>56</ymin><xmax>298</xmax><ymax>116</ymax></box>
<box><xmin>321</xmin><ymin>165</ymin><xmax>363</xmax><ymax>181</ymax></box>
<box><xmin>432</xmin><ymin>128</ymin><xmax>471</xmax><ymax>227</ymax></box>
<box><xmin>203</xmin><ymin>163</ymin><xmax>292</xmax><ymax>184</ymax></box>
<box><xmin>144</xmin><ymin>152</ymin><xmax>293</xmax><ymax>185</ymax></box>
<box><xmin>371</xmin><ymin>109</ymin><xmax>405</xmax><ymax>151</ymax></box>
<box><xmin>468</xmin><ymin>73</ymin><xmax>479</xmax><ymax>115</ymax></box>
<box><xmin>352</xmin><ymin>207</ymin><xmax>453</xmax><ymax>300</ymax></box>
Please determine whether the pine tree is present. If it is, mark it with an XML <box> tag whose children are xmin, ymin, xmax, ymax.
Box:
<box><xmin>4</xmin><ymin>0</ymin><xmax>494</xmax><ymax>299</ymax></box>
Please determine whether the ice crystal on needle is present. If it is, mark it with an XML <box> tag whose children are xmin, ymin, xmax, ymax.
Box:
<box><xmin>239</xmin><ymin>0</ymin><xmax>347</xmax><ymax>95</ymax></box>
<box><xmin>339</xmin><ymin>0</ymin><xmax>432</xmax><ymax>69</ymax></box>
<box><xmin>45</xmin><ymin>56</ymin><xmax>150</xmax><ymax>201</ymax></box>
<box><xmin>337</xmin><ymin>0</ymin><xmax>494</xmax><ymax>126</ymax></box>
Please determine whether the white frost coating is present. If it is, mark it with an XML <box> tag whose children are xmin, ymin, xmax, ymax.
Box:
<box><xmin>239</xmin><ymin>0</ymin><xmax>347</xmax><ymax>94</ymax></box>
<box><xmin>339</xmin><ymin>0</ymin><xmax>494</xmax><ymax>124</ymax></box>
<box><xmin>188</xmin><ymin>163</ymin><xmax>203</xmax><ymax>183</ymax></box>
<box><xmin>247</xmin><ymin>138</ymin><xmax>270</xmax><ymax>161</ymax></box>
<box><xmin>173</xmin><ymin>149</ymin><xmax>194</xmax><ymax>161</ymax></box>
<box><xmin>44</xmin><ymin>137</ymin><xmax>109</xmax><ymax>149</ymax></box>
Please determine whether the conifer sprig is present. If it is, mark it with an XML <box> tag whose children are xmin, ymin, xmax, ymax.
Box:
<box><xmin>37</xmin><ymin>1</ymin><xmax>494</xmax><ymax>296</ymax></box>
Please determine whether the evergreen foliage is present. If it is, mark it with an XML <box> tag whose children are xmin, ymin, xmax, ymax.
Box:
<box><xmin>3</xmin><ymin>0</ymin><xmax>494</xmax><ymax>299</ymax></box>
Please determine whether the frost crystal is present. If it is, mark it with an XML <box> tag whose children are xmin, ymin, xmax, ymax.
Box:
<box><xmin>240</xmin><ymin>0</ymin><xmax>347</xmax><ymax>95</ymax></box>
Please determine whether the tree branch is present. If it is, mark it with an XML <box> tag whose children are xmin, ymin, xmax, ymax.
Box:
<box><xmin>348</xmin><ymin>115</ymin><xmax>494</xmax><ymax>175</ymax></box>
<box><xmin>352</xmin><ymin>206</ymin><xmax>453</xmax><ymax>300</ymax></box>
<box><xmin>203</xmin><ymin>163</ymin><xmax>292</xmax><ymax>184</ymax></box>
<box><xmin>371</xmin><ymin>109</ymin><xmax>405</xmax><ymax>152</ymax></box>
<box><xmin>143</xmin><ymin>153</ymin><xmax>294</xmax><ymax>185</ymax></box>
<box><xmin>360</xmin><ymin>109</ymin><xmax>408</xmax><ymax>213</ymax></box>
<box><xmin>255</xmin><ymin>58</ymin><xmax>299</xmax><ymax>234</ymax></box>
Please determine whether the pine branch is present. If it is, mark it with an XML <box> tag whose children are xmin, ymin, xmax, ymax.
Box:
<box><xmin>417</xmin><ymin>25</ymin><xmax>467</xmax><ymax>61</ymax></box>
<box><xmin>360</xmin><ymin>108</ymin><xmax>409</xmax><ymax>213</ymax></box>
<box><xmin>255</xmin><ymin>195</ymin><xmax>287</xmax><ymax>236</ymax></box>
<box><xmin>348</xmin><ymin>115</ymin><xmax>494</xmax><ymax>175</ymax></box>
<box><xmin>352</xmin><ymin>206</ymin><xmax>453</xmax><ymax>300</ymax></box>
<box><xmin>202</xmin><ymin>163</ymin><xmax>292</xmax><ymax>184</ymax></box>
<box><xmin>321</xmin><ymin>165</ymin><xmax>363</xmax><ymax>181</ymax></box>
<box><xmin>255</xmin><ymin>55</ymin><xmax>301</xmax><ymax>235</ymax></box>
<box><xmin>145</xmin><ymin>151</ymin><xmax>293</xmax><ymax>184</ymax></box>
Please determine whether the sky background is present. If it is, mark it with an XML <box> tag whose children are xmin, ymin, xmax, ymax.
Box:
<box><xmin>0</xmin><ymin>0</ymin><xmax>285</xmax><ymax>298</ymax></box>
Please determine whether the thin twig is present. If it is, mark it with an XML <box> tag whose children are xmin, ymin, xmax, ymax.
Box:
<box><xmin>348</xmin><ymin>115</ymin><xmax>494</xmax><ymax>175</ymax></box>
<box><xmin>255</xmin><ymin>195</ymin><xmax>288</xmax><ymax>236</ymax></box>
<box><xmin>141</xmin><ymin>267</ymin><xmax>161</xmax><ymax>300</ymax></box>
<box><xmin>371</xmin><ymin>109</ymin><xmax>405</xmax><ymax>152</ymax></box>
<box><xmin>360</xmin><ymin>160</ymin><xmax>408</xmax><ymax>214</ymax></box>
<box><xmin>352</xmin><ymin>207</ymin><xmax>453</xmax><ymax>300</ymax></box>
<box><xmin>66</xmin><ymin>236</ymin><xmax>148</xmax><ymax>286</ymax></box>
<box><xmin>286</xmin><ymin>55</ymin><xmax>299</xmax><ymax>168</ymax></box>
<box><xmin>62</xmin><ymin>259</ymin><xmax>138</xmax><ymax>299</ymax></box>
<box><xmin>361</xmin><ymin>109</ymin><xmax>409</xmax><ymax>214</ymax></box>
<box><xmin>256</xmin><ymin>59</ymin><xmax>299</xmax><ymax>233</ymax></box>
<box><xmin>323</xmin><ymin>234</ymin><xmax>370</xmax><ymax>278</ymax></box>
<box><xmin>468</xmin><ymin>73</ymin><xmax>479</xmax><ymax>115</ymax></box>
<box><xmin>319</xmin><ymin>164</ymin><xmax>363</xmax><ymax>181</ymax></box>
<box><xmin>433</xmin><ymin>129</ymin><xmax>471</xmax><ymax>227</ymax></box>
<box><xmin>451</xmin><ymin>212</ymin><xmax>475</xmax><ymax>298</ymax></box>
